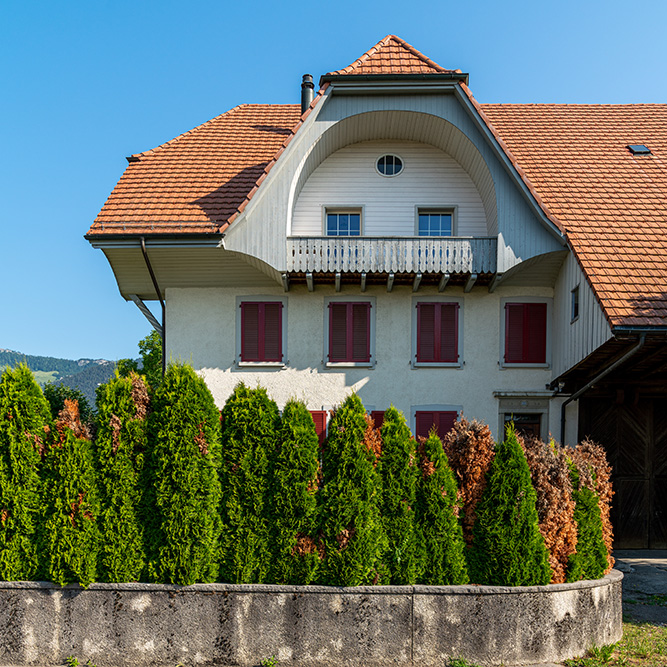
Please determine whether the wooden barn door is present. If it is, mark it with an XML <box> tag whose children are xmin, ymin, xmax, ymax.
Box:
<box><xmin>579</xmin><ymin>397</ymin><xmax>667</xmax><ymax>549</ymax></box>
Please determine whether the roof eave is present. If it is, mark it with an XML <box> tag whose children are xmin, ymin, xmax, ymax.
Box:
<box><xmin>85</xmin><ymin>232</ymin><xmax>224</xmax><ymax>249</ymax></box>
<box><xmin>319</xmin><ymin>72</ymin><xmax>469</xmax><ymax>87</ymax></box>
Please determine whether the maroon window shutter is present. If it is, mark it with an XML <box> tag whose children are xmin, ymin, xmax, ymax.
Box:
<box><xmin>505</xmin><ymin>303</ymin><xmax>525</xmax><ymax>363</ymax></box>
<box><xmin>329</xmin><ymin>303</ymin><xmax>348</xmax><ymax>361</ymax></box>
<box><xmin>309</xmin><ymin>410</ymin><xmax>327</xmax><ymax>446</ymax></box>
<box><xmin>262</xmin><ymin>302</ymin><xmax>283</xmax><ymax>361</ymax></box>
<box><xmin>439</xmin><ymin>304</ymin><xmax>459</xmax><ymax>362</ymax></box>
<box><xmin>417</xmin><ymin>303</ymin><xmax>436</xmax><ymax>362</ymax></box>
<box><xmin>524</xmin><ymin>303</ymin><xmax>547</xmax><ymax>363</ymax></box>
<box><xmin>241</xmin><ymin>302</ymin><xmax>259</xmax><ymax>361</ymax></box>
<box><xmin>435</xmin><ymin>411</ymin><xmax>457</xmax><ymax>440</ymax></box>
<box><xmin>351</xmin><ymin>303</ymin><xmax>370</xmax><ymax>362</ymax></box>
<box><xmin>415</xmin><ymin>411</ymin><xmax>435</xmax><ymax>439</ymax></box>
<box><xmin>371</xmin><ymin>410</ymin><xmax>385</xmax><ymax>429</ymax></box>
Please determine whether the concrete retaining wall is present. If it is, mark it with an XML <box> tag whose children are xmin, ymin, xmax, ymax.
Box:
<box><xmin>0</xmin><ymin>571</ymin><xmax>623</xmax><ymax>667</ymax></box>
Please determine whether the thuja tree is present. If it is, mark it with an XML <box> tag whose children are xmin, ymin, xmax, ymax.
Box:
<box><xmin>219</xmin><ymin>383</ymin><xmax>280</xmax><ymax>583</ymax></box>
<box><xmin>468</xmin><ymin>425</ymin><xmax>551</xmax><ymax>586</ymax></box>
<box><xmin>378</xmin><ymin>406</ymin><xmax>419</xmax><ymax>584</ymax></box>
<box><xmin>317</xmin><ymin>394</ymin><xmax>386</xmax><ymax>586</ymax></box>
<box><xmin>415</xmin><ymin>431</ymin><xmax>468</xmax><ymax>585</ymax></box>
<box><xmin>268</xmin><ymin>399</ymin><xmax>321</xmax><ymax>584</ymax></box>
<box><xmin>95</xmin><ymin>372</ymin><xmax>150</xmax><ymax>582</ymax></box>
<box><xmin>0</xmin><ymin>365</ymin><xmax>50</xmax><ymax>581</ymax></box>
<box><xmin>41</xmin><ymin>399</ymin><xmax>101</xmax><ymax>587</ymax></box>
<box><xmin>145</xmin><ymin>364</ymin><xmax>221</xmax><ymax>585</ymax></box>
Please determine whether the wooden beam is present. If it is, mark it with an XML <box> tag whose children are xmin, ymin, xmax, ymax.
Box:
<box><xmin>438</xmin><ymin>273</ymin><xmax>450</xmax><ymax>292</ymax></box>
<box><xmin>387</xmin><ymin>272</ymin><xmax>395</xmax><ymax>292</ymax></box>
<box><xmin>412</xmin><ymin>273</ymin><xmax>422</xmax><ymax>292</ymax></box>
<box><xmin>464</xmin><ymin>273</ymin><xmax>478</xmax><ymax>293</ymax></box>
<box><xmin>335</xmin><ymin>272</ymin><xmax>341</xmax><ymax>292</ymax></box>
<box><xmin>281</xmin><ymin>273</ymin><xmax>290</xmax><ymax>292</ymax></box>
<box><xmin>488</xmin><ymin>273</ymin><xmax>504</xmax><ymax>293</ymax></box>
<box><xmin>306</xmin><ymin>272</ymin><xmax>314</xmax><ymax>292</ymax></box>
<box><xmin>360</xmin><ymin>272</ymin><xmax>367</xmax><ymax>292</ymax></box>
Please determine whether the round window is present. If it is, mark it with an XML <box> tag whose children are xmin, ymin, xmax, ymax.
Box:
<box><xmin>376</xmin><ymin>154</ymin><xmax>403</xmax><ymax>177</ymax></box>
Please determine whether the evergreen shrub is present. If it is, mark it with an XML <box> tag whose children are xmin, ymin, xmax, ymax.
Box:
<box><xmin>378</xmin><ymin>406</ymin><xmax>419</xmax><ymax>584</ymax></box>
<box><xmin>145</xmin><ymin>364</ymin><xmax>221</xmax><ymax>585</ymax></box>
<box><xmin>317</xmin><ymin>394</ymin><xmax>386</xmax><ymax>586</ymax></box>
<box><xmin>43</xmin><ymin>382</ymin><xmax>94</xmax><ymax>427</ymax></box>
<box><xmin>415</xmin><ymin>431</ymin><xmax>468</xmax><ymax>585</ymax></box>
<box><xmin>269</xmin><ymin>399</ymin><xmax>321</xmax><ymax>584</ymax></box>
<box><xmin>41</xmin><ymin>399</ymin><xmax>101</xmax><ymax>586</ymax></box>
<box><xmin>219</xmin><ymin>383</ymin><xmax>280</xmax><ymax>583</ymax></box>
<box><xmin>468</xmin><ymin>425</ymin><xmax>551</xmax><ymax>586</ymax></box>
<box><xmin>95</xmin><ymin>372</ymin><xmax>149</xmax><ymax>582</ymax></box>
<box><xmin>0</xmin><ymin>365</ymin><xmax>50</xmax><ymax>581</ymax></box>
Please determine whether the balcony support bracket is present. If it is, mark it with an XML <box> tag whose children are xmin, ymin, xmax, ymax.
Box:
<box><xmin>464</xmin><ymin>273</ymin><xmax>478</xmax><ymax>293</ymax></box>
<box><xmin>387</xmin><ymin>273</ymin><xmax>395</xmax><ymax>293</ymax></box>
<box><xmin>360</xmin><ymin>272</ymin><xmax>367</xmax><ymax>292</ymax></box>
<box><xmin>438</xmin><ymin>273</ymin><xmax>450</xmax><ymax>292</ymax></box>
<box><xmin>412</xmin><ymin>273</ymin><xmax>422</xmax><ymax>292</ymax></box>
<box><xmin>281</xmin><ymin>273</ymin><xmax>290</xmax><ymax>292</ymax></box>
<box><xmin>488</xmin><ymin>273</ymin><xmax>504</xmax><ymax>293</ymax></box>
<box><xmin>306</xmin><ymin>272</ymin><xmax>314</xmax><ymax>292</ymax></box>
<box><xmin>335</xmin><ymin>272</ymin><xmax>341</xmax><ymax>292</ymax></box>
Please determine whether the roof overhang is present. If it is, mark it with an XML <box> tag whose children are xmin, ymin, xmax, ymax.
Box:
<box><xmin>85</xmin><ymin>233</ymin><xmax>224</xmax><ymax>249</ymax></box>
<box><xmin>320</xmin><ymin>72</ymin><xmax>469</xmax><ymax>92</ymax></box>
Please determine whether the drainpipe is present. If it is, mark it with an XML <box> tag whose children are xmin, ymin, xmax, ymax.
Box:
<box><xmin>140</xmin><ymin>236</ymin><xmax>166</xmax><ymax>376</ymax></box>
<box><xmin>560</xmin><ymin>333</ymin><xmax>646</xmax><ymax>443</ymax></box>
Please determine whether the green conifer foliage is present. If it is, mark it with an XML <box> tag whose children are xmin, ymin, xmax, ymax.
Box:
<box><xmin>268</xmin><ymin>400</ymin><xmax>321</xmax><ymax>584</ymax></box>
<box><xmin>378</xmin><ymin>406</ymin><xmax>420</xmax><ymax>584</ymax></box>
<box><xmin>219</xmin><ymin>383</ymin><xmax>280</xmax><ymax>583</ymax></box>
<box><xmin>41</xmin><ymin>399</ymin><xmax>101</xmax><ymax>587</ymax></box>
<box><xmin>566</xmin><ymin>461</ymin><xmax>608</xmax><ymax>582</ymax></box>
<box><xmin>0</xmin><ymin>365</ymin><xmax>50</xmax><ymax>581</ymax></box>
<box><xmin>415</xmin><ymin>431</ymin><xmax>468</xmax><ymax>585</ymax></box>
<box><xmin>95</xmin><ymin>372</ymin><xmax>150</xmax><ymax>582</ymax></box>
<box><xmin>317</xmin><ymin>394</ymin><xmax>386</xmax><ymax>586</ymax></box>
<box><xmin>145</xmin><ymin>364</ymin><xmax>222</xmax><ymax>585</ymax></box>
<box><xmin>468</xmin><ymin>425</ymin><xmax>551</xmax><ymax>586</ymax></box>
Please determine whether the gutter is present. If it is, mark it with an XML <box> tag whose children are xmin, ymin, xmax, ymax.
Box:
<box><xmin>140</xmin><ymin>236</ymin><xmax>166</xmax><ymax>377</ymax></box>
<box><xmin>559</xmin><ymin>333</ymin><xmax>646</xmax><ymax>443</ymax></box>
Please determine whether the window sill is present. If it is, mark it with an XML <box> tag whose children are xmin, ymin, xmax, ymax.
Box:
<box><xmin>412</xmin><ymin>361</ymin><xmax>463</xmax><ymax>369</ymax></box>
<box><xmin>500</xmin><ymin>362</ymin><xmax>550</xmax><ymax>369</ymax></box>
<box><xmin>325</xmin><ymin>361</ymin><xmax>375</xmax><ymax>369</ymax></box>
<box><xmin>237</xmin><ymin>361</ymin><xmax>286</xmax><ymax>369</ymax></box>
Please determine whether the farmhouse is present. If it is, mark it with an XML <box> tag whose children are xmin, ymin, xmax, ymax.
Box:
<box><xmin>87</xmin><ymin>35</ymin><xmax>667</xmax><ymax>549</ymax></box>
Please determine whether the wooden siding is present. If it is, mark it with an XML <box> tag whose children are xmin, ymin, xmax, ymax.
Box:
<box><xmin>552</xmin><ymin>252</ymin><xmax>612</xmax><ymax>378</ymax></box>
<box><xmin>292</xmin><ymin>140</ymin><xmax>487</xmax><ymax>237</ymax></box>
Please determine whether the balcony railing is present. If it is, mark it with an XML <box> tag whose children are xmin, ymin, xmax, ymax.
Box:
<box><xmin>286</xmin><ymin>237</ymin><xmax>497</xmax><ymax>274</ymax></box>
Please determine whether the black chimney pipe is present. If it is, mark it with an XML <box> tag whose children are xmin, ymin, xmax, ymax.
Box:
<box><xmin>301</xmin><ymin>74</ymin><xmax>314</xmax><ymax>114</ymax></box>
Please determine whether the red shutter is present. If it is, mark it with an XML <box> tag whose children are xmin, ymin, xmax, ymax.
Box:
<box><xmin>417</xmin><ymin>304</ymin><xmax>436</xmax><ymax>362</ymax></box>
<box><xmin>263</xmin><ymin>302</ymin><xmax>282</xmax><ymax>361</ymax></box>
<box><xmin>309</xmin><ymin>410</ymin><xmax>327</xmax><ymax>446</ymax></box>
<box><xmin>439</xmin><ymin>304</ymin><xmax>458</xmax><ymax>362</ymax></box>
<box><xmin>241</xmin><ymin>302</ymin><xmax>259</xmax><ymax>361</ymax></box>
<box><xmin>524</xmin><ymin>303</ymin><xmax>547</xmax><ymax>363</ymax></box>
<box><xmin>435</xmin><ymin>411</ymin><xmax>457</xmax><ymax>439</ymax></box>
<box><xmin>329</xmin><ymin>303</ymin><xmax>348</xmax><ymax>361</ymax></box>
<box><xmin>415</xmin><ymin>411</ymin><xmax>457</xmax><ymax>440</ymax></box>
<box><xmin>351</xmin><ymin>303</ymin><xmax>370</xmax><ymax>362</ymax></box>
<box><xmin>505</xmin><ymin>303</ymin><xmax>525</xmax><ymax>363</ymax></box>
<box><xmin>371</xmin><ymin>410</ymin><xmax>385</xmax><ymax>429</ymax></box>
<box><xmin>415</xmin><ymin>411</ymin><xmax>435</xmax><ymax>438</ymax></box>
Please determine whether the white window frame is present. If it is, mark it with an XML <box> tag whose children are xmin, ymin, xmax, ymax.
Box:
<box><xmin>323</xmin><ymin>295</ymin><xmax>376</xmax><ymax>369</ymax></box>
<box><xmin>411</xmin><ymin>295</ymin><xmax>464</xmax><ymax>369</ymax></box>
<box><xmin>375</xmin><ymin>153</ymin><xmax>405</xmax><ymax>178</ymax></box>
<box><xmin>322</xmin><ymin>206</ymin><xmax>364</xmax><ymax>236</ymax></box>
<box><xmin>571</xmin><ymin>285</ymin><xmax>580</xmax><ymax>323</ymax></box>
<box><xmin>415</xmin><ymin>205</ymin><xmax>458</xmax><ymax>237</ymax></box>
<box><xmin>499</xmin><ymin>297</ymin><xmax>552</xmax><ymax>369</ymax></box>
<box><xmin>235</xmin><ymin>295</ymin><xmax>288</xmax><ymax>368</ymax></box>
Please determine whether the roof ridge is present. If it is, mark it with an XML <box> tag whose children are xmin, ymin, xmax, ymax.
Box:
<box><xmin>481</xmin><ymin>102</ymin><xmax>667</xmax><ymax>108</ymax></box>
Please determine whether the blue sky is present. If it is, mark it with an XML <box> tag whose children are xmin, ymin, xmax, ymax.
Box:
<box><xmin>2</xmin><ymin>0</ymin><xmax>666</xmax><ymax>360</ymax></box>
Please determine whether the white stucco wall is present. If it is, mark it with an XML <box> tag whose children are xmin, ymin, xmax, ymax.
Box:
<box><xmin>166</xmin><ymin>284</ymin><xmax>568</xmax><ymax>442</ymax></box>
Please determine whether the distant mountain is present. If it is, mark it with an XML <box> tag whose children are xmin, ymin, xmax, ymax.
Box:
<box><xmin>0</xmin><ymin>348</ymin><xmax>118</xmax><ymax>405</ymax></box>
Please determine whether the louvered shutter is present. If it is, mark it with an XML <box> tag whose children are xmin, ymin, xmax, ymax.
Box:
<box><xmin>329</xmin><ymin>303</ymin><xmax>348</xmax><ymax>361</ymax></box>
<box><xmin>416</xmin><ymin>411</ymin><xmax>457</xmax><ymax>439</ymax></box>
<box><xmin>435</xmin><ymin>411</ymin><xmax>457</xmax><ymax>439</ymax></box>
<box><xmin>439</xmin><ymin>304</ymin><xmax>459</xmax><ymax>362</ymax></box>
<box><xmin>417</xmin><ymin>304</ymin><xmax>436</xmax><ymax>362</ymax></box>
<box><xmin>371</xmin><ymin>410</ymin><xmax>385</xmax><ymax>429</ymax></box>
<box><xmin>263</xmin><ymin>302</ymin><xmax>282</xmax><ymax>361</ymax></box>
<box><xmin>241</xmin><ymin>302</ymin><xmax>260</xmax><ymax>361</ymax></box>
<box><xmin>415</xmin><ymin>411</ymin><xmax>435</xmax><ymax>438</ymax></box>
<box><xmin>505</xmin><ymin>303</ymin><xmax>525</xmax><ymax>363</ymax></box>
<box><xmin>351</xmin><ymin>303</ymin><xmax>370</xmax><ymax>362</ymax></box>
<box><xmin>524</xmin><ymin>303</ymin><xmax>547</xmax><ymax>363</ymax></box>
<box><xmin>309</xmin><ymin>410</ymin><xmax>327</xmax><ymax>446</ymax></box>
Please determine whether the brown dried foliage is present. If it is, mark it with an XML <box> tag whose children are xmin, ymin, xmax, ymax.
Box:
<box><xmin>336</xmin><ymin>524</ymin><xmax>356</xmax><ymax>551</ymax></box>
<box><xmin>570</xmin><ymin>439</ymin><xmax>615</xmax><ymax>573</ymax></box>
<box><xmin>417</xmin><ymin>438</ymin><xmax>436</xmax><ymax>479</ymax></box>
<box><xmin>1</xmin><ymin>509</ymin><xmax>8</xmax><ymax>524</ymax></box>
<box><xmin>109</xmin><ymin>414</ymin><xmax>122</xmax><ymax>454</ymax></box>
<box><xmin>55</xmin><ymin>399</ymin><xmax>90</xmax><ymax>444</ymax></box>
<box><xmin>69</xmin><ymin>492</ymin><xmax>93</xmax><ymax>527</ymax></box>
<box><xmin>292</xmin><ymin>533</ymin><xmax>325</xmax><ymax>559</ymax></box>
<box><xmin>194</xmin><ymin>423</ymin><xmax>208</xmax><ymax>456</ymax></box>
<box><xmin>362</xmin><ymin>414</ymin><xmax>382</xmax><ymax>466</ymax></box>
<box><xmin>521</xmin><ymin>436</ymin><xmax>578</xmax><ymax>583</ymax></box>
<box><xmin>130</xmin><ymin>373</ymin><xmax>150</xmax><ymax>420</ymax></box>
<box><xmin>442</xmin><ymin>418</ymin><xmax>495</xmax><ymax>545</ymax></box>
<box><xmin>24</xmin><ymin>430</ymin><xmax>46</xmax><ymax>456</ymax></box>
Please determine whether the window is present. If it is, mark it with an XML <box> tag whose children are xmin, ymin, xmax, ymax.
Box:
<box><xmin>240</xmin><ymin>301</ymin><xmax>283</xmax><ymax>363</ymax></box>
<box><xmin>504</xmin><ymin>413</ymin><xmax>542</xmax><ymax>440</ymax></box>
<box><xmin>417</xmin><ymin>209</ymin><xmax>453</xmax><ymax>236</ymax></box>
<box><xmin>415</xmin><ymin>410</ymin><xmax>457</xmax><ymax>440</ymax></box>
<box><xmin>371</xmin><ymin>411</ymin><xmax>385</xmax><ymax>429</ymax></box>
<box><xmin>416</xmin><ymin>302</ymin><xmax>459</xmax><ymax>364</ymax></box>
<box><xmin>376</xmin><ymin>154</ymin><xmax>403</xmax><ymax>176</ymax></box>
<box><xmin>309</xmin><ymin>410</ymin><xmax>328</xmax><ymax>446</ymax></box>
<box><xmin>327</xmin><ymin>301</ymin><xmax>372</xmax><ymax>364</ymax></box>
<box><xmin>326</xmin><ymin>209</ymin><xmax>361</xmax><ymax>236</ymax></box>
<box><xmin>571</xmin><ymin>286</ymin><xmax>580</xmax><ymax>322</ymax></box>
<box><xmin>504</xmin><ymin>302</ymin><xmax>547</xmax><ymax>364</ymax></box>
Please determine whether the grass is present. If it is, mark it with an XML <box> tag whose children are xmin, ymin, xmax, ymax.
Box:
<box><xmin>32</xmin><ymin>370</ymin><xmax>59</xmax><ymax>386</ymax></box>
<box><xmin>562</xmin><ymin>621</ymin><xmax>667</xmax><ymax>666</ymax></box>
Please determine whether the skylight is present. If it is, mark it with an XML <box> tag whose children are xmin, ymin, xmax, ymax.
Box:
<box><xmin>627</xmin><ymin>144</ymin><xmax>652</xmax><ymax>155</ymax></box>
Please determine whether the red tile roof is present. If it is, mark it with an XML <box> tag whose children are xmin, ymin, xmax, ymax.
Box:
<box><xmin>325</xmin><ymin>35</ymin><xmax>459</xmax><ymax>76</ymax></box>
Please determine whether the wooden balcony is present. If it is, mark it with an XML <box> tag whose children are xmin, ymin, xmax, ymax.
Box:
<box><xmin>286</xmin><ymin>236</ymin><xmax>497</xmax><ymax>275</ymax></box>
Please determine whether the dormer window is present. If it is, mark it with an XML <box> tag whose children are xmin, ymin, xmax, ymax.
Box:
<box><xmin>417</xmin><ymin>209</ymin><xmax>454</xmax><ymax>236</ymax></box>
<box><xmin>376</xmin><ymin>154</ymin><xmax>403</xmax><ymax>177</ymax></box>
<box><xmin>325</xmin><ymin>208</ymin><xmax>362</xmax><ymax>236</ymax></box>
